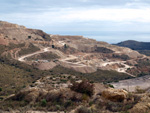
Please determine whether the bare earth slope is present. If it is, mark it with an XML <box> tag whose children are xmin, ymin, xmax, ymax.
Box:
<box><xmin>0</xmin><ymin>21</ymin><xmax>148</xmax><ymax>76</ymax></box>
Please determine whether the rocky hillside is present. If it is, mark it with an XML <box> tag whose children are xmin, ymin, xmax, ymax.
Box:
<box><xmin>52</xmin><ymin>35</ymin><xmax>142</xmax><ymax>58</ymax></box>
<box><xmin>0</xmin><ymin>21</ymin><xmax>149</xmax><ymax>76</ymax></box>
<box><xmin>1</xmin><ymin>21</ymin><xmax>150</xmax><ymax>75</ymax></box>
<box><xmin>1</xmin><ymin>21</ymin><xmax>150</xmax><ymax>112</ymax></box>
<box><xmin>0</xmin><ymin>21</ymin><xmax>51</xmax><ymax>42</ymax></box>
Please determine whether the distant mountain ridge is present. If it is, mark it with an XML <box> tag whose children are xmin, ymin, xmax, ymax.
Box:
<box><xmin>115</xmin><ymin>40</ymin><xmax>150</xmax><ymax>50</ymax></box>
<box><xmin>115</xmin><ymin>40</ymin><xmax>150</xmax><ymax>56</ymax></box>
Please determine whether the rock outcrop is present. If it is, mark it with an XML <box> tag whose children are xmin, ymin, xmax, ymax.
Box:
<box><xmin>102</xmin><ymin>88</ymin><xmax>128</xmax><ymax>102</ymax></box>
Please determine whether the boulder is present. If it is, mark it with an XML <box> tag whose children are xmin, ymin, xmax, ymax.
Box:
<box><xmin>102</xmin><ymin>88</ymin><xmax>128</xmax><ymax>102</ymax></box>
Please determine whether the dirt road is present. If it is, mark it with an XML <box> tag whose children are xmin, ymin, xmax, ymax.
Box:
<box><xmin>111</xmin><ymin>75</ymin><xmax>150</xmax><ymax>92</ymax></box>
<box><xmin>18</xmin><ymin>48</ymin><xmax>50</xmax><ymax>62</ymax></box>
<box><xmin>18</xmin><ymin>48</ymin><xmax>88</xmax><ymax>67</ymax></box>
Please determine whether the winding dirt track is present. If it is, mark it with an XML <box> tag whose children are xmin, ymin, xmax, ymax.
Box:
<box><xmin>18</xmin><ymin>48</ymin><xmax>50</xmax><ymax>62</ymax></box>
<box><xmin>101</xmin><ymin>61</ymin><xmax>135</xmax><ymax>77</ymax></box>
<box><xmin>18</xmin><ymin>47</ymin><xmax>135</xmax><ymax>76</ymax></box>
<box><xmin>18</xmin><ymin>48</ymin><xmax>88</xmax><ymax>67</ymax></box>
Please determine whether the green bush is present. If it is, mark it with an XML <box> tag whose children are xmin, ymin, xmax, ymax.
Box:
<box><xmin>64</xmin><ymin>100</ymin><xmax>72</xmax><ymax>108</ymax></box>
<box><xmin>108</xmin><ymin>84</ymin><xmax>114</xmax><ymax>88</ymax></box>
<box><xmin>89</xmin><ymin>101</ymin><xmax>93</xmax><ymax>106</ymax></box>
<box><xmin>41</xmin><ymin>99</ymin><xmax>47</xmax><ymax>107</ymax></box>
<box><xmin>64</xmin><ymin>44</ymin><xmax>68</xmax><ymax>49</ymax></box>
<box><xmin>52</xmin><ymin>45</ymin><xmax>55</xmax><ymax>48</ymax></box>
<box><xmin>0</xmin><ymin>88</ymin><xmax>2</xmax><ymax>92</ymax></box>
<box><xmin>28</xmin><ymin>36</ymin><xmax>31</xmax><ymax>39</ymax></box>
<box><xmin>56</xmin><ymin>105</ymin><xmax>61</xmax><ymax>110</ymax></box>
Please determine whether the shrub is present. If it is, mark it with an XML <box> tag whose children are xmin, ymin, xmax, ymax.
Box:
<box><xmin>95</xmin><ymin>47</ymin><xmax>114</xmax><ymax>53</ymax></box>
<box><xmin>135</xmin><ymin>86</ymin><xmax>146</xmax><ymax>94</ymax></box>
<box><xmin>64</xmin><ymin>44</ymin><xmax>68</xmax><ymax>49</ymax></box>
<box><xmin>52</xmin><ymin>45</ymin><xmax>55</xmax><ymax>48</ymax></box>
<box><xmin>108</xmin><ymin>84</ymin><xmax>114</xmax><ymax>88</ymax></box>
<box><xmin>0</xmin><ymin>96</ymin><xmax>3</xmax><ymax>100</ymax></box>
<box><xmin>112</xmin><ymin>54</ymin><xmax>130</xmax><ymax>60</ymax></box>
<box><xmin>105</xmin><ymin>100</ymin><xmax>138</xmax><ymax>112</ymax></box>
<box><xmin>46</xmin><ymin>91</ymin><xmax>63</xmax><ymax>102</ymax></box>
<box><xmin>41</xmin><ymin>99</ymin><xmax>47</xmax><ymax>107</ymax></box>
<box><xmin>0</xmin><ymin>88</ymin><xmax>2</xmax><ymax>92</ymax></box>
<box><xmin>28</xmin><ymin>36</ymin><xmax>31</xmax><ymax>39</ymax></box>
<box><xmin>70</xmin><ymin>92</ymin><xmax>82</xmax><ymax>102</ymax></box>
<box><xmin>89</xmin><ymin>101</ymin><xmax>93</xmax><ymax>106</ymax></box>
<box><xmin>82</xmin><ymin>94</ymin><xmax>89</xmax><ymax>101</ymax></box>
<box><xmin>56</xmin><ymin>105</ymin><xmax>61</xmax><ymax>110</ymax></box>
<box><xmin>71</xmin><ymin>80</ymin><xmax>94</xmax><ymax>97</ymax></box>
<box><xmin>64</xmin><ymin>100</ymin><xmax>72</xmax><ymax>108</ymax></box>
<box><xmin>99</xmin><ymin>93</ymin><xmax>141</xmax><ymax>112</ymax></box>
<box><xmin>75</xmin><ymin>106</ymin><xmax>91</xmax><ymax>113</ymax></box>
<box><xmin>12</xmin><ymin>92</ymin><xmax>26</xmax><ymax>101</ymax></box>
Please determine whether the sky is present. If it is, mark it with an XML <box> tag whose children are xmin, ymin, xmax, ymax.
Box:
<box><xmin>1</xmin><ymin>0</ymin><xmax>150</xmax><ymax>43</ymax></box>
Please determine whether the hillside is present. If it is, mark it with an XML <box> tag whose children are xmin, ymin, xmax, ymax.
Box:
<box><xmin>0</xmin><ymin>21</ymin><xmax>51</xmax><ymax>42</ymax></box>
<box><xmin>115</xmin><ymin>40</ymin><xmax>150</xmax><ymax>50</ymax></box>
<box><xmin>0</xmin><ymin>21</ymin><xmax>149</xmax><ymax>81</ymax></box>
<box><xmin>115</xmin><ymin>40</ymin><xmax>150</xmax><ymax>56</ymax></box>
<box><xmin>1</xmin><ymin>21</ymin><xmax>150</xmax><ymax>112</ymax></box>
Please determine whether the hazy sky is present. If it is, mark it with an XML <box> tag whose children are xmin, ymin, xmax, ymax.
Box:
<box><xmin>1</xmin><ymin>0</ymin><xmax>150</xmax><ymax>43</ymax></box>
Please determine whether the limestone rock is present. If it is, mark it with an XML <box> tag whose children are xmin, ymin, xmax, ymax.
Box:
<box><xmin>102</xmin><ymin>88</ymin><xmax>128</xmax><ymax>102</ymax></box>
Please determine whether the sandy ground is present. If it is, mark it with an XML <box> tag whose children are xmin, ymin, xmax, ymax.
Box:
<box><xmin>111</xmin><ymin>75</ymin><xmax>150</xmax><ymax>92</ymax></box>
